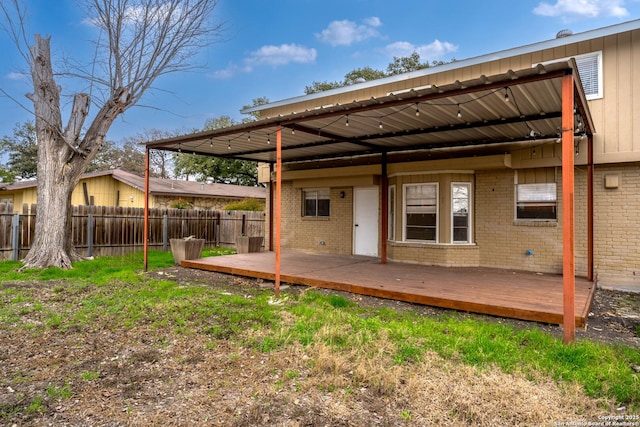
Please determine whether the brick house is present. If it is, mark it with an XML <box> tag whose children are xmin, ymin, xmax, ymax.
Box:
<box><xmin>0</xmin><ymin>169</ymin><xmax>266</xmax><ymax>211</ymax></box>
<box><xmin>146</xmin><ymin>19</ymin><xmax>640</xmax><ymax>290</ymax></box>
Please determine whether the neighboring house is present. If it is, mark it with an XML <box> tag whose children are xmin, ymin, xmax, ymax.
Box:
<box><xmin>0</xmin><ymin>169</ymin><xmax>266</xmax><ymax>212</ymax></box>
<box><xmin>146</xmin><ymin>20</ymin><xmax>640</xmax><ymax>289</ymax></box>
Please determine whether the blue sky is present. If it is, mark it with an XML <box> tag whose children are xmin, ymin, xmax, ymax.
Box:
<box><xmin>1</xmin><ymin>0</ymin><xmax>639</xmax><ymax>143</ymax></box>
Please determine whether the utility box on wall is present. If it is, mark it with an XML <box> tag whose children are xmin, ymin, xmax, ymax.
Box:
<box><xmin>604</xmin><ymin>174</ymin><xmax>620</xmax><ymax>189</ymax></box>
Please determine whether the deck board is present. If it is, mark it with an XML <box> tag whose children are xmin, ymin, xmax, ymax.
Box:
<box><xmin>182</xmin><ymin>251</ymin><xmax>595</xmax><ymax>327</ymax></box>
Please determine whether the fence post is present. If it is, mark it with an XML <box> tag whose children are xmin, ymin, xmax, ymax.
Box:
<box><xmin>163</xmin><ymin>214</ymin><xmax>169</xmax><ymax>251</ymax></box>
<box><xmin>215</xmin><ymin>212</ymin><xmax>220</xmax><ymax>247</ymax></box>
<box><xmin>87</xmin><ymin>214</ymin><xmax>94</xmax><ymax>257</ymax></box>
<box><xmin>11</xmin><ymin>213</ymin><xmax>20</xmax><ymax>261</ymax></box>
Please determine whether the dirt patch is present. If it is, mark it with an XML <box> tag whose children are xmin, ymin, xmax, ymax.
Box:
<box><xmin>0</xmin><ymin>267</ymin><xmax>638</xmax><ymax>426</ymax></box>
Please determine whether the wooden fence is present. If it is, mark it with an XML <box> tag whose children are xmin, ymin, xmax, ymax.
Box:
<box><xmin>0</xmin><ymin>202</ymin><xmax>265</xmax><ymax>261</ymax></box>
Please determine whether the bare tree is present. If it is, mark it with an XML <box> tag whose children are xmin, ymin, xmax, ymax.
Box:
<box><xmin>121</xmin><ymin>128</ymin><xmax>181</xmax><ymax>178</ymax></box>
<box><xmin>0</xmin><ymin>0</ymin><xmax>223</xmax><ymax>269</ymax></box>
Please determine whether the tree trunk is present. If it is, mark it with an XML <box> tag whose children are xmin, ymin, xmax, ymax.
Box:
<box><xmin>21</xmin><ymin>176</ymin><xmax>79</xmax><ymax>269</ymax></box>
<box><xmin>21</xmin><ymin>35</ymin><xmax>87</xmax><ymax>269</ymax></box>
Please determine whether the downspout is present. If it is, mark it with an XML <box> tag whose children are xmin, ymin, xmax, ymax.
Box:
<box><xmin>143</xmin><ymin>148</ymin><xmax>150</xmax><ymax>272</ymax></box>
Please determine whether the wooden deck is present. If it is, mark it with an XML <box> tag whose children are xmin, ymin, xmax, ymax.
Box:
<box><xmin>182</xmin><ymin>251</ymin><xmax>596</xmax><ymax>327</ymax></box>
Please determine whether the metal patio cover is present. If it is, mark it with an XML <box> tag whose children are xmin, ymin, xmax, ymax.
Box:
<box><xmin>143</xmin><ymin>59</ymin><xmax>593</xmax><ymax>344</ymax></box>
<box><xmin>144</xmin><ymin>60</ymin><xmax>594</xmax><ymax>163</ymax></box>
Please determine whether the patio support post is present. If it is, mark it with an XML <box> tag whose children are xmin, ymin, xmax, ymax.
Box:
<box><xmin>143</xmin><ymin>148</ymin><xmax>150</xmax><ymax>272</ymax></box>
<box><xmin>275</xmin><ymin>126</ymin><xmax>282</xmax><ymax>298</ymax></box>
<box><xmin>587</xmin><ymin>135</ymin><xmax>594</xmax><ymax>282</ymax></box>
<box><xmin>561</xmin><ymin>73</ymin><xmax>576</xmax><ymax>344</ymax></box>
<box><xmin>381</xmin><ymin>152</ymin><xmax>388</xmax><ymax>264</ymax></box>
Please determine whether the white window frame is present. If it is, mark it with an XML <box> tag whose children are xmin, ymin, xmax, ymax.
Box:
<box><xmin>537</xmin><ymin>51</ymin><xmax>603</xmax><ymax>100</ymax></box>
<box><xmin>402</xmin><ymin>183</ymin><xmax>439</xmax><ymax>243</ymax></box>
<box><xmin>451</xmin><ymin>182</ymin><xmax>472</xmax><ymax>244</ymax></box>
<box><xmin>302</xmin><ymin>188</ymin><xmax>330</xmax><ymax>217</ymax></box>
<box><xmin>388</xmin><ymin>185</ymin><xmax>396</xmax><ymax>241</ymax></box>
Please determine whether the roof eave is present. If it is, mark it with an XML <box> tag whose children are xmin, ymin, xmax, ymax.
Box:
<box><xmin>242</xmin><ymin>19</ymin><xmax>640</xmax><ymax>115</ymax></box>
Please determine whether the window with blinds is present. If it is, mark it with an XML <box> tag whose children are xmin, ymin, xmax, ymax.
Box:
<box><xmin>516</xmin><ymin>183</ymin><xmax>557</xmax><ymax>220</ymax></box>
<box><xmin>537</xmin><ymin>51</ymin><xmax>602</xmax><ymax>100</ymax></box>
<box><xmin>404</xmin><ymin>183</ymin><xmax>438</xmax><ymax>241</ymax></box>
<box><xmin>575</xmin><ymin>52</ymin><xmax>602</xmax><ymax>99</ymax></box>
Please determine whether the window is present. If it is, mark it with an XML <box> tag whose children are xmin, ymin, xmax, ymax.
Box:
<box><xmin>452</xmin><ymin>183</ymin><xmax>471</xmax><ymax>243</ymax></box>
<box><xmin>575</xmin><ymin>52</ymin><xmax>602</xmax><ymax>99</ymax></box>
<box><xmin>388</xmin><ymin>185</ymin><xmax>396</xmax><ymax>241</ymax></box>
<box><xmin>404</xmin><ymin>184</ymin><xmax>438</xmax><ymax>242</ymax></box>
<box><xmin>538</xmin><ymin>51</ymin><xmax>602</xmax><ymax>100</ymax></box>
<box><xmin>516</xmin><ymin>183</ymin><xmax>557</xmax><ymax>220</ymax></box>
<box><xmin>303</xmin><ymin>189</ymin><xmax>330</xmax><ymax>217</ymax></box>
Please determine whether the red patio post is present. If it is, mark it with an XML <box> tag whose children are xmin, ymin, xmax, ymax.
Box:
<box><xmin>587</xmin><ymin>134</ymin><xmax>594</xmax><ymax>282</ymax></box>
<box><xmin>275</xmin><ymin>125</ymin><xmax>282</xmax><ymax>297</ymax></box>
<box><xmin>269</xmin><ymin>163</ymin><xmax>274</xmax><ymax>252</ymax></box>
<box><xmin>143</xmin><ymin>148</ymin><xmax>150</xmax><ymax>272</ymax></box>
<box><xmin>380</xmin><ymin>152</ymin><xmax>388</xmax><ymax>264</ymax></box>
<box><xmin>562</xmin><ymin>73</ymin><xmax>576</xmax><ymax>344</ymax></box>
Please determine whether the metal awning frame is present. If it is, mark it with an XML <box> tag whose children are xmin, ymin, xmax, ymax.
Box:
<box><xmin>144</xmin><ymin>61</ymin><xmax>594</xmax><ymax>166</ymax></box>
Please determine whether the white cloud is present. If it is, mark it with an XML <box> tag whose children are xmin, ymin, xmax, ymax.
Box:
<box><xmin>6</xmin><ymin>72</ymin><xmax>27</xmax><ymax>80</ymax></box>
<box><xmin>533</xmin><ymin>0</ymin><xmax>629</xmax><ymax>18</ymax></box>
<box><xmin>363</xmin><ymin>17</ymin><xmax>382</xmax><ymax>28</ymax></box>
<box><xmin>385</xmin><ymin>40</ymin><xmax>458</xmax><ymax>61</ymax></box>
<box><xmin>246</xmin><ymin>44</ymin><xmax>317</xmax><ymax>67</ymax></box>
<box><xmin>83</xmin><ymin>3</ymin><xmax>182</xmax><ymax>26</ymax></box>
<box><xmin>316</xmin><ymin>17</ymin><xmax>382</xmax><ymax>46</ymax></box>
<box><xmin>209</xmin><ymin>44</ymin><xmax>316</xmax><ymax>78</ymax></box>
<box><xmin>209</xmin><ymin>64</ymin><xmax>239</xmax><ymax>79</ymax></box>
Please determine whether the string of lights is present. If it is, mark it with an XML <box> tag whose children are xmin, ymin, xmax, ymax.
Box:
<box><xmin>187</xmin><ymin>83</ymin><xmax>586</xmax><ymax>155</ymax></box>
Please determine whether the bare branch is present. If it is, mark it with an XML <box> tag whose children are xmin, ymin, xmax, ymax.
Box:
<box><xmin>64</xmin><ymin>93</ymin><xmax>91</xmax><ymax>143</ymax></box>
<box><xmin>85</xmin><ymin>0</ymin><xmax>224</xmax><ymax>105</ymax></box>
<box><xmin>0</xmin><ymin>87</ymin><xmax>34</xmax><ymax>116</ymax></box>
<box><xmin>0</xmin><ymin>0</ymin><xmax>33</xmax><ymax>65</ymax></box>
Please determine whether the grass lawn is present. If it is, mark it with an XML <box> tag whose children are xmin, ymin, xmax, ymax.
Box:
<box><xmin>1</xmin><ymin>249</ymin><xmax>638</xmax><ymax>425</ymax></box>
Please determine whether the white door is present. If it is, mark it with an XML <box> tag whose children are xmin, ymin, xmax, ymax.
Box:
<box><xmin>353</xmin><ymin>187</ymin><xmax>379</xmax><ymax>256</ymax></box>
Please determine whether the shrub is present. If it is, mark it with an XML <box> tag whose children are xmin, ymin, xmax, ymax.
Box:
<box><xmin>224</xmin><ymin>198</ymin><xmax>264</xmax><ymax>211</ymax></box>
<box><xmin>170</xmin><ymin>198</ymin><xmax>191</xmax><ymax>209</ymax></box>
